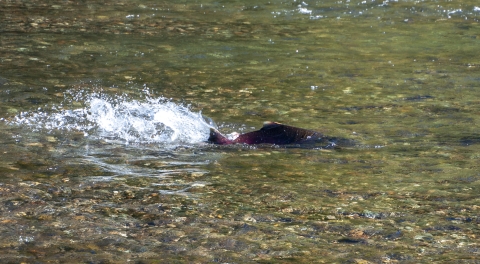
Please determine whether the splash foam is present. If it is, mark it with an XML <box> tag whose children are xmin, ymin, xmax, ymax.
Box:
<box><xmin>12</xmin><ymin>90</ymin><xmax>213</xmax><ymax>145</ymax></box>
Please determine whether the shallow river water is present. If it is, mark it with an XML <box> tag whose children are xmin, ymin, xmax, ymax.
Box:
<box><xmin>1</xmin><ymin>0</ymin><xmax>480</xmax><ymax>263</ymax></box>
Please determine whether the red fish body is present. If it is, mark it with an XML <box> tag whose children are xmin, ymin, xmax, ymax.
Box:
<box><xmin>208</xmin><ymin>122</ymin><xmax>334</xmax><ymax>146</ymax></box>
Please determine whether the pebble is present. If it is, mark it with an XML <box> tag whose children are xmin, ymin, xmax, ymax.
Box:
<box><xmin>326</xmin><ymin>215</ymin><xmax>336</xmax><ymax>220</ymax></box>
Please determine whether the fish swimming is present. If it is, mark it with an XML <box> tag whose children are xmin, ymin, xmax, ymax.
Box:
<box><xmin>208</xmin><ymin>121</ymin><xmax>338</xmax><ymax>147</ymax></box>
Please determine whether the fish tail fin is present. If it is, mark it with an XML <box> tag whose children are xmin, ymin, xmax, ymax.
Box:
<box><xmin>208</xmin><ymin>128</ymin><xmax>233</xmax><ymax>145</ymax></box>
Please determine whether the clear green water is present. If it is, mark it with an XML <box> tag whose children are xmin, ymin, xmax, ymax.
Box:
<box><xmin>1</xmin><ymin>0</ymin><xmax>480</xmax><ymax>262</ymax></box>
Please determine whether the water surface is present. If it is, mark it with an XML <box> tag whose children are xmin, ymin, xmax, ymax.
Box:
<box><xmin>1</xmin><ymin>0</ymin><xmax>480</xmax><ymax>262</ymax></box>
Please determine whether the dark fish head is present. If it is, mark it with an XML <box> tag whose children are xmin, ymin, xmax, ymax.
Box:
<box><xmin>207</xmin><ymin>128</ymin><xmax>233</xmax><ymax>145</ymax></box>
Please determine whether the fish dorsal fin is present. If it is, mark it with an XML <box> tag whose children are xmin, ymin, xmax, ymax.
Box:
<box><xmin>261</xmin><ymin>121</ymin><xmax>282</xmax><ymax>130</ymax></box>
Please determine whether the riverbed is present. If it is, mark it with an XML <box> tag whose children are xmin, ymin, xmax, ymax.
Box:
<box><xmin>1</xmin><ymin>0</ymin><xmax>479</xmax><ymax>262</ymax></box>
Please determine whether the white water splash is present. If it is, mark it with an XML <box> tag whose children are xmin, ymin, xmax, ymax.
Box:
<box><xmin>12</xmin><ymin>90</ymin><xmax>213</xmax><ymax>145</ymax></box>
